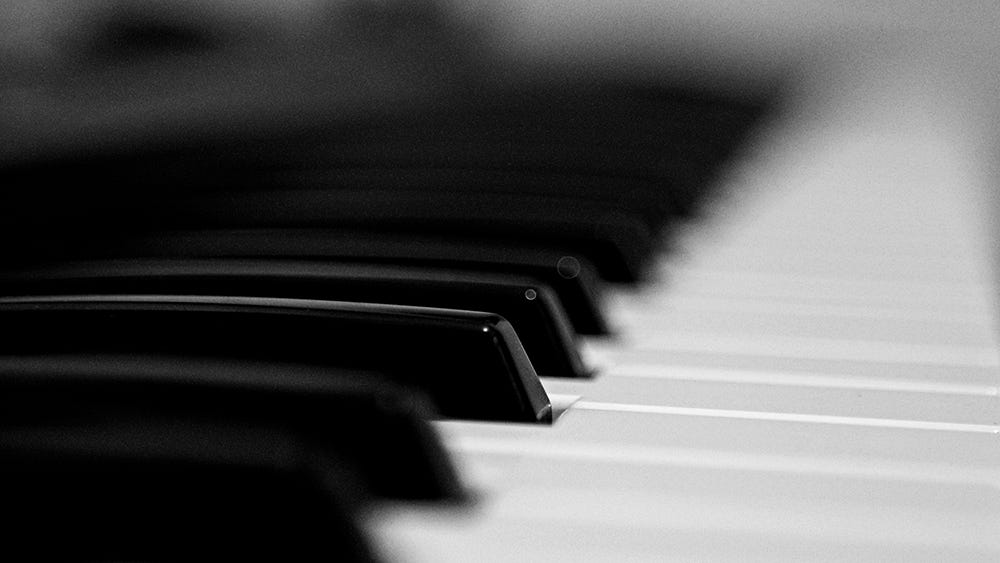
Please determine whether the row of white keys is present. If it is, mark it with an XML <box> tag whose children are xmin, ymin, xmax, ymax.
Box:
<box><xmin>367</xmin><ymin>76</ymin><xmax>1000</xmax><ymax>563</ymax></box>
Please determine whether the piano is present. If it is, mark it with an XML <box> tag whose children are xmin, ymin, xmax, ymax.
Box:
<box><xmin>2</xmin><ymin>1</ymin><xmax>999</xmax><ymax>561</ymax></box>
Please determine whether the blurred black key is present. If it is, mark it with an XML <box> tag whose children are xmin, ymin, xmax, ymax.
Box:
<box><xmin>171</xmin><ymin>189</ymin><xmax>656</xmax><ymax>283</ymax></box>
<box><xmin>0</xmin><ymin>259</ymin><xmax>590</xmax><ymax>379</ymax></box>
<box><xmin>9</xmin><ymin>462</ymin><xmax>376</xmax><ymax>562</ymax></box>
<box><xmin>0</xmin><ymin>354</ymin><xmax>462</xmax><ymax>501</ymax></box>
<box><xmin>250</xmin><ymin>84</ymin><xmax>768</xmax><ymax>219</ymax></box>
<box><xmin>0</xmin><ymin>295</ymin><xmax>552</xmax><ymax>423</ymax></box>
<box><xmin>269</xmin><ymin>169</ymin><xmax>676</xmax><ymax>232</ymax></box>
<box><xmin>0</xmin><ymin>355</ymin><xmax>462</xmax><ymax>561</ymax></box>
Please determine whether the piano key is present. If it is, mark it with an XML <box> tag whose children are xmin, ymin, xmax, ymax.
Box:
<box><xmin>609</xmin><ymin>292</ymin><xmax>995</xmax><ymax>327</ymax></box>
<box><xmin>594</xmin><ymin>349</ymin><xmax>1000</xmax><ymax>389</ymax></box>
<box><xmin>77</xmin><ymin>80</ymin><xmax>761</xmax><ymax>228</ymax></box>
<box><xmin>168</xmin><ymin>189</ymin><xmax>657</xmax><ymax>283</ymax></box>
<box><xmin>0</xmin><ymin>354</ymin><xmax>462</xmax><ymax>503</ymax></box>
<box><xmin>609</xmin><ymin>304</ymin><xmax>995</xmax><ymax>347</ymax></box>
<box><xmin>0</xmin><ymin>295</ymin><xmax>552</xmax><ymax>424</ymax></box>
<box><xmin>97</xmin><ymin>229</ymin><xmax>611</xmax><ymax>335</ymax></box>
<box><xmin>0</xmin><ymin>356</ymin><xmax>468</xmax><ymax>562</ymax></box>
<box><xmin>610</xmin><ymin>332</ymin><xmax>999</xmax><ymax>368</ymax></box>
<box><xmin>540</xmin><ymin>372</ymin><xmax>998</xmax><ymax>425</ymax></box>
<box><xmin>599</xmin><ymin>362</ymin><xmax>998</xmax><ymax>395</ymax></box>
<box><xmin>269</xmin><ymin>168</ymin><xmax>678</xmax><ymax>231</ymax></box>
<box><xmin>271</xmin><ymin>82</ymin><xmax>771</xmax><ymax>215</ymax></box>
<box><xmin>8</xmin><ymin>460</ymin><xmax>379</xmax><ymax>562</ymax></box>
<box><xmin>652</xmin><ymin>267</ymin><xmax>997</xmax><ymax>311</ymax></box>
<box><xmin>375</xmin><ymin>456</ymin><xmax>1000</xmax><ymax>562</ymax></box>
<box><xmin>434</xmin><ymin>407</ymin><xmax>1000</xmax><ymax>477</ymax></box>
<box><xmin>0</xmin><ymin>258</ymin><xmax>590</xmax><ymax>379</ymax></box>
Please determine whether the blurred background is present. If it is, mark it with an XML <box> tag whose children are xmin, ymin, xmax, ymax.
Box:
<box><xmin>3</xmin><ymin>1</ymin><xmax>999</xmax><ymax>153</ymax></box>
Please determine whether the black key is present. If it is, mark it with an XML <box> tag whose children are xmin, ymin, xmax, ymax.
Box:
<box><xmin>0</xmin><ymin>354</ymin><xmax>462</xmax><ymax>501</ymax></box>
<box><xmin>0</xmin><ymin>355</ymin><xmax>460</xmax><ymax>562</ymax></box>
<box><xmin>161</xmin><ymin>82</ymin><xmax>770</xmax><ymax>223</ymax></box>
<box><xmin>170</xmin><ymin>189</ymin><xmax>656</xmax><ymax>283</ymax></box>
<box><xmin>0</xmin><ymin>295</ymin><xmax>552</xmax><ymax>423</ymax></box>
<box><xmin>250</xmin><ymin>87</ymin><xmax>763</xmax><ymax>222</ymax></box>
<box><xmin>268</xmin><ymin>168</ymin><xmax>677</xmax><ymax>232</ymax></box>
<box><xmin>0</xmin><ymin>259</ymin><xmax>590</xmax><ymax>379</ymax></box>
<box><xmin>102</xmin><ymin>229</ymin><xmax>610</xmax><ymax>335</ymax></box>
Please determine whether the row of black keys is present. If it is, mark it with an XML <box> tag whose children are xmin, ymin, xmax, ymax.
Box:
<box><xmin>0</xmin><ymin>85</ymin><xmax>772</xmax><ymax>561</ymax></box>
<box><xmin>0</xmin><ymin>257</ymin><xmax>594</xmax><ymax>561</ymax></box>
<box><xmin>1</xmin><ymin>187</ymin><xmax>683</xmax><ymax>560</ymax></box>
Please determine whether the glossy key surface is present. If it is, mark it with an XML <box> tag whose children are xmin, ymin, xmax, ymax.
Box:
<box><xmin>0</xmin><ymin>295</ymin><xmax>552</xmax><ymax>423</ymax></box>
<box><xmin>100</xmin><ymin>230</ymin><xmax>610</xmax><ymax>335</ymax></box>
<box><xmin>0</xmin><ymin>259</ymin><xmax>590</xmax><ymax>379</ymax></box>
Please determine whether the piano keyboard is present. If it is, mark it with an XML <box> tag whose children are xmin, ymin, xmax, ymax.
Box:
<box><xmin>369</xmin><ymin>70</ymin><xmax>1000</xmax><ymax>561</ymax></box>
<box><xmin>5</xmin><ymin>4</ymin><xmax>1000</xmax><ymax>560</ymax></box>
